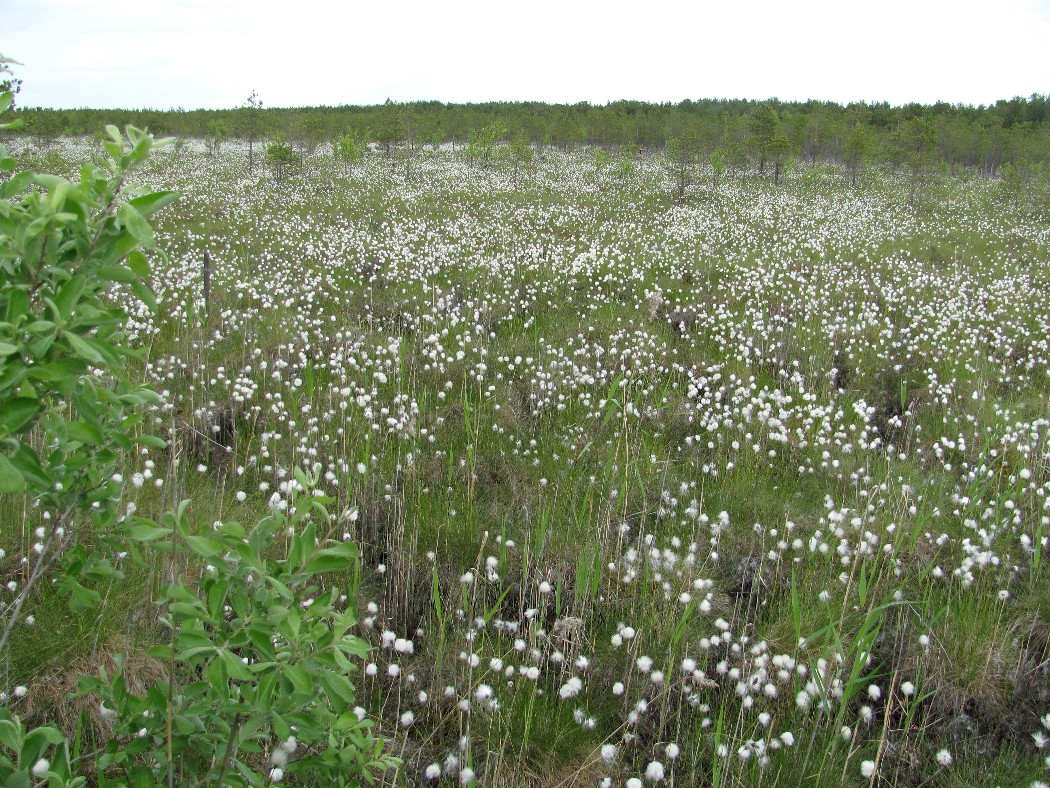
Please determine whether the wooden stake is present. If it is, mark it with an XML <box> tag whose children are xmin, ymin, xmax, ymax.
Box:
<box><xmin>203</xmin><ymin>249</ymin><xmax>211</xmax><ymax>316</ymax></box>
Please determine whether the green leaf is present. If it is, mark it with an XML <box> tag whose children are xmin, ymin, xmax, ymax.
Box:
<box><xmin>282</xmin><ymin>607</ymin><xmax>301</xmax><ymax>640</ymax></box>
<box><xmin>288</xmin><ymin>525</ymin><xmax>308</xmax><ymax>571</ymax></box>
<box><xmin>117</xmin><ymin>203</ymin><xmax>154</xmax><ymax>247</ymax></box>
<box><xmin>271</xmin><ymin>714</ymin><xmax>290</xmax><ymax>740</ymax></box>
<box><xmin>220</xmin><ymin>520</ymin><xmax>246</xmax><ymax>539</ymax></box>
<box><xmin>174</xmin><ymin>645</ymin><xmax>216</xmax><ymax>662</ymax></box>
<box><xmin>66</xmin><ymin>419</ymin><xmax>103</xmax><ymax>445</ymax></box>
<box><xmin>265</xmin><ymin>576</ymin><xmax>293</xmax><ymax>601</ymax></box>
<box><xmin>128</xmin><ymin>190</ymin><xmax>179</xmax><ymax>217</ymax></box>
<box><xmin>9</xmin><ymin>444</ymin><xmax>50</xmax><ymax>489</ymax></box>
<box><xmin>320</xmin><ymin>673</ymin><xmax>354</xmax><ymax>706</ymax></box>
<box><xmin>67</xmin><ymin>582</ymin><xmax>101</xmax><ymax>613</ymax></box>
<box><xmin>135</xmin><ymin>434</ymin><xmax>168</xmax><ymax>449</ymax></box>
<box><xmin>24</xmin><ymin>320</ymin><xmax>57</xmax><ymax>335</ymax></box>
<box><xmin>219</xmin><ymin>649</ymin><xmax>254</xmax><ymax>681</ymax></box>
<box><xmin>0</xmin><ymin>398</ymin><xmax>40</xmax><ymax>435</ymax></box>
<box><xmin>4</xmin><ymin>288</ymin><xmax>28</xmax><ymax>324</ymax></box>
<box><xmin>146</xmin><ymin>646</ymin><xmax>170</xmax><ymax>662</ymax></box>
<box><xmin>55</xmin><ymin>274</ymin><xmax>88</xmax><ymax>321</ymax></box>
<box><xmin>26</xmin><ymin>332</ymin><xmax>55</xmax><ymax>360</ymax></box>
<box><xmin>130</xmin><ymin>766</ymin><xmax>158</xmax><ymax>788</ymax></box>
<box><xmin>236</xmin><ymin>713</ymin><xmax>266</xmax><ymax>747</ymax></box>
<box><xmin>174</xmin><ymin>632</ymin><xmax>218</xmax><ymax>651</ymax></box>
<box><xmin>303</xmin><ymin>554</ymin><xmax>353</xmax><ymax>575</ymax></box>
<box><xmin>246</xmin><ymin>628</ymin><xmax>277</xmax><ymax>662</ymax></box>
<box><xmin>0</xmin><ymin>454</ymin><xmax>24</xmax><ymax>493</ymax></box>
<box><xmin>206</xmin><ymin>654</ymin><xmax>229</xmax><ymax>697</ymax></box>
<box><xmin>128</xmin><ymin>522</ymin><xmax>172</xmax><ymax>542</ymax></box>
<box><xmin>98</xmin><ymin>265</ymin><xmax>137</xmax><ymax>284</ymax></box>
<box><xmin>127</xmin><ymin>250</ymin><xmax>151</xmax><ymax>278</ymax></box>
<box><xmin>320</xmin><ymin>541</ymin><xmax>359</xmax><ymax>559</ymax></box>
<box><xmin>63</xmin><ymin>331</ymin><xmax>104</xmax><ymax>364</ymax></box>
<box><xmin>174</xmin><ymin>715</ymin><xmax>197</xmax><ymax>736</ymax></box>
<box><xmin>207</xmin><ymin>579</ymin><xmax>229</xmax><ymax>620</ymax></box>
<box><xmin>0</xmin><ymin>718</ymin><xmax>22</xmax><ymax>752</ymax></box>
<box><xmin>256</xmin><ymin>670</ymin><xmax>278</xmax><ymax>711</ymax></box>
<box><xmin>183</xmin><ymin>535</ymin><xmax>223</xmax><ymax>558</ymax></box>
<box><xmin>283</xmin><ymin>665</ymin><xmax>312</xmax><ymax>695</ymax></box>
<box><xmin>22</xmin><ymin>724</ymin><xmax>67</xmax><ymax>758</ymax></box>
<box><xmin>304</xmin><ymin>541</ymin><xmax>359</xmax><ymax>575</ymax></box>
<box><xmin>81</xmin><ymin>335</ymin><xmax>122</xmax><ymax>369</ymax></box>
<box><xmin>26</xmin><ymin>358</ymin><xmax>87</xmax><ymax>388</ymax></box>
<box><xmin>169</xmin><ymin>601</ymin><xmax>206</xmax><ymax>619</ymax></box>
<box><xmin>131</xmin><ymin>279</ymin><xmax>158</xmax><ymax>312</ymax></box>
<box><xmin>0</xmin><ymin>360</ymin><xmax>29</xmax><ymax>401</ymax></box>
<box><xmin>0</xmin><ymin>171</ymin><xmax>32</xmax><ymax>200</ymax></box>
<box><xmin>0</xmin><ymin>342</ymin><xmax>17</xmax><ymax>357</ymax></box>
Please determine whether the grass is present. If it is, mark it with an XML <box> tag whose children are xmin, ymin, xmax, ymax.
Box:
<box><xmin>1</xmin><ymin>138</ymin><xmax>1049</xmax><ymax>784</ymax></box>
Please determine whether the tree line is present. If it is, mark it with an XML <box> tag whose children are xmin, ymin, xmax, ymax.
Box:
<box><xmin>8</xmin><ymin>94</ymin><xmax>1050</xmax><ymax>175</ymax></box>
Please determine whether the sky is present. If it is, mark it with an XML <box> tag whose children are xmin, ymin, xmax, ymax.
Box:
<box><xmin>5</xmin><ymin>0</ymin><xmax>1050</xmax><ymax>110</ymax></box>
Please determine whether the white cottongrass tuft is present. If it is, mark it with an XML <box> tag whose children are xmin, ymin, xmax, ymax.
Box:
<box><xmin>559</xmin><ymin>676</ymin><xmax>582</xmax><ymax>699</ymax></box>
<box><xmin>644</xmin><ymin>760</ymin><xmax>665</xmax><ymax>782</ymax></box>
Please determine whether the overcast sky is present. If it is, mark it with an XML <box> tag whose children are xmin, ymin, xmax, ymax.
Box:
<box><xmin>6</xmin><ymin>0</ymin><xmax>1050</xmax><ymax>109</ymax></box>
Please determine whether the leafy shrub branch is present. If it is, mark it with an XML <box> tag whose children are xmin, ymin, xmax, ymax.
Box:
<box><xmin>0</xmin><ymin>54</ymin><xmax>393</xmax><ymax>786</ymax></box>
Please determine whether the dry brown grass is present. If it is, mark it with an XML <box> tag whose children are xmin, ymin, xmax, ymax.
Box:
<box><xmin>20</xmin><ymin>634</ymin><xmax>166</xmax><ymax>745</ymax></box>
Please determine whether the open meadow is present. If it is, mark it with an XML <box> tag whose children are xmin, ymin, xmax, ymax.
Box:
<box><xmin>3</xmin><ymin>135</ymin><xmax>1050</xmax><ymax>786</ymax></box>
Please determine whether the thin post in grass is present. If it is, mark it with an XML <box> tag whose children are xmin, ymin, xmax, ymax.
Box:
<box><xmin>203</xmin><ymin>249</ymin><xmax>211</xmax><ymax>316</ymax></box>
<box><xmin>166</xmin><ymin>445</ymin><xmax>184</xmax><ymax>788</ymax></box>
